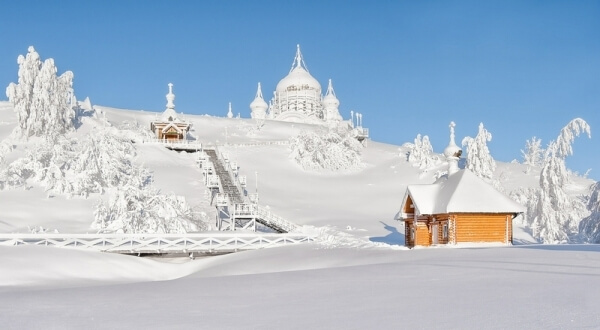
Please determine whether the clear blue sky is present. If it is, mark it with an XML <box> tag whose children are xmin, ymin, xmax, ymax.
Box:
<box><xmin>1</xmin><ymin>1</ymin><xmax>599</xmax><ymax>180</ymax></box>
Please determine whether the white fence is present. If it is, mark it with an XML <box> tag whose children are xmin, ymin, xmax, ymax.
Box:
<box><xmin>0</xmin><ymin>233</ymin><xmax>313</xmax><ymax>254</ymax></box>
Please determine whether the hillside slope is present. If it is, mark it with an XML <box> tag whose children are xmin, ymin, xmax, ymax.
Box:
<box><xmin>2</xmin><ymin>101</ymin><xmax>596</xmax><ymax>243</ymax></box>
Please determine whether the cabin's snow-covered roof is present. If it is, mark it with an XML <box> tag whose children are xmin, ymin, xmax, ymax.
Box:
<box><xmin>405</xmin><ymin>169</ymin><xmax>526</xmax><ymax>215</ymax></box>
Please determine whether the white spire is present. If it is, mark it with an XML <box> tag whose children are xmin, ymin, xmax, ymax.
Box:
<box><xmin>166</xmin><ymin>82</ymin><xmax>175</xmax><ymax>110</ymax></box>
<box><xmin>162</xmin><ymin>83</ymin><xmax>178</xmax><ymax>122</ymax></box>
<box><xmin>227</xmin><ymin>102</ymin><xmax>233</xmax><ymax>119</ymax></box>
<box><xmin>323</xmin><ymin>79</ymin><xmax>342</xmax><ymax>122</ymax></box>
<box><xmin>256</xmin><ymin>82</ymin><xmax>264</xmax><ymax>99</ymax></box>
<box><xmin>443</xmin><ymin>121</ymin><xmax>462</xmax><ymax>176</ymax></box>
<box><xmin>290</xmin><ymin>44</ymin><xmax>309</xmax><ymax>73</ymax></box>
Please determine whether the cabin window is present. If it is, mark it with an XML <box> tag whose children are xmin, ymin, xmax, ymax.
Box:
<box><xmin>442</xmin><ymin>224</ymin><xmax>448</xmax><ymax>238</ymax></box>
<box><xmin>411</xmin><ymin>227</ymin><xmax>415</xmax><ymax>240</ymax></box>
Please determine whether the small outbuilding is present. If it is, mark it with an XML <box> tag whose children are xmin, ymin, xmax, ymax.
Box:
<box><xmin>397</xmin><ymin>122</ymin><xmax>525</xmax><ymax>247</ymax></box>
<box><xmin>150</xmin><ymin>83</ymin><xmax>191</xmax><ymax>141</ymax></box>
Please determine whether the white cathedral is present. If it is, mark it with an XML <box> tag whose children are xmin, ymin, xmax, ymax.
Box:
<box><xmin>250</xmin><ymin>45</ymin><xmax>343</xmax><ymax>124</ymax></box>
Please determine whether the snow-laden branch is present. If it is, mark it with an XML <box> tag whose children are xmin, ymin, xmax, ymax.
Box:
<box><xmin>289</xmin><ymin>128</ymin><xmax>363</xmax><ymax>171</ymax></box>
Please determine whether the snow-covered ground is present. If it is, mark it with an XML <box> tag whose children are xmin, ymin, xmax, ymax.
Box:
<box><xmin>2</xmin><ymin>244</ymin><xmax>600</xmax><ymax>329</ymax></box>
<box><xmin>1</xmin><ymin>101</ymin><xmax>599</xmax><ymax>329</ymax></box>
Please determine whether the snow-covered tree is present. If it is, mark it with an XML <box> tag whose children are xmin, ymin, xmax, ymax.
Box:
<box><xmin>579</xmin><ymin>182</ymin><xmax>600</xmax><ymax>243</ymax></box>
<box><xmin>531</xmin><ymin>118</ymin><xmax>591</xmax><ymax>243</ymax></box>
<box><xmin>5</xmin><ymin>46</ymin><xmax>76</xmax><ymax>139</ymax></box>
<box><xmin>289</xmin><ymin>128</ymin><xmax>363</xmax><ymax>171</ymax></box>
<box><xmin>405</xmin><ymin>134</ymin><xmax>439</xmax><ymax>169</ymax></box>
<box><xmin>92</xmin><ymin>184</ymin><xmax>201</xmax><ymax>234</ymax></box>
<box><xmin>0</xmin><ymin>127</ymin><xmax>152</xmax><ymax>198</ymax></box>
<box><xmin>462</xmin><ymin>123</ymin><xmax>496</xmax><ymax>181</ymax></box>
<box><xmin>521</xmin><ymin>136</ymin><xmax>544</xmax><ymax>173</ymax></box>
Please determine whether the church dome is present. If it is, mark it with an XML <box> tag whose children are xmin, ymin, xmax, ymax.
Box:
<box><xmin>443</xmin><ymin>142</ymin><xmax>461</xmax><ymax>159</ymax></box>
<box><xmin>276</xmin><ymin>66</ymin><xmax>321</xmax><ymax>94</ymax></box>
<box><xmin>443</xmin><ymin>122</ymin><xmax>462</xmax><ymax>158</ymax></box>
<box><xmin>250</xmin><ymin>95</ymin><xmax>268</xmax><ymax>112</ymax></box>
<box><xmin>250</xmin><ymin>82</ymin><xmax>268</xmax><ymax>119</ymax></box>
<box><xmin>275</xmin><ymin>45</ymin><xmax>321</xmax><ymax>94</ymax></box>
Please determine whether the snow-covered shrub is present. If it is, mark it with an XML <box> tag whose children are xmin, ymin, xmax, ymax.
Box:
<box><xmin>5</xmin><ymin>46</ymin><xmax>76</xmax><ymax>139</ymax></box>
<box><xmin>462</xmin><ymin>122</ymin><xmax>496</xmax><ymax>181</ymax></box>
<box><xmin>405</xmin><ymin>134</ymin><xmax>439</xmax><ymax>170</ymax></box>
<box><xmin>92</xmin><ymin>184</ymin><xmax>201</xmax><ymax>234</ymax></box>
<box><xmin>289</xmin><ymin>129</ymin><xmax>363</xmax><ymax>171</ymax></box>
<box><xmin>579</xmin><ymin>182</ymin><xmax>600</xmax><ymax>243</ymax></box>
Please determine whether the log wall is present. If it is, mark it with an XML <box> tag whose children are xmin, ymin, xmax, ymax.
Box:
<box><xmin>454</xmin><ymin>213</ymin><xmax>511</xmax><ymax>243</ymax></box>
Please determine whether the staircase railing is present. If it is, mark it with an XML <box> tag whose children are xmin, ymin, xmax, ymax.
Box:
<box><xmin>255</xmin><ymin>205</ymin><xmax>298</xmax><ymax>233</ymax></box>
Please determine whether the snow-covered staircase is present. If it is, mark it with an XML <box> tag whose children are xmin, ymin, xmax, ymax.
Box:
<box><xmin>203</xmin><ymin>148</ymin><xmax>298</xmax><ymax>233</ymax></box>
<box><xmin>205</xmin><ymin>149</ymin><xmax>244</xmax><ymax>204</ymax></box>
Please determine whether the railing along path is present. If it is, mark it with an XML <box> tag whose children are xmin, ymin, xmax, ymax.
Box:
<box><xmin>0</xmin><ymin>232</ymin><xmax>313</xmax><ymax>254</ymax></box>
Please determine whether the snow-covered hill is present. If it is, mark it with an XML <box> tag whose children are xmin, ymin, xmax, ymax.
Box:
<box><xmin>1</xmin><ymin>100</ymin><xmax>599</xmax><ymax>329</ymax></box>
<box><xmin>1</xmin><ymin>100</ymin><xmax>596</xmax><ymax>241</ymax></box>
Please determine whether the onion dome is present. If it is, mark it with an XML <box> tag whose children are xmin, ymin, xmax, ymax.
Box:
<box><xmin>443</xmin><ymin>121</ymin><xmax>462</xmax><ymax>158</ymax></box>
<box><xmin>443</xmin><ymin>122</ymin><xmax>462</xmax><ymax>176</ymax></box>
<box><xmin>250</xmin><ymin>82</ymin><xmax>268</xmax><ymax>118</ymax></box>
<box><xmin>275</xmin><ymin>44</ymin><xmax>321</xmax><ymax>94</ymax></box>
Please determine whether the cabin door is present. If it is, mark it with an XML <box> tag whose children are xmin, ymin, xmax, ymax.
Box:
<box><xmin>432</xmin><ymin>224</ymin><xmax>439</xmax><ymax>245</ymax></box>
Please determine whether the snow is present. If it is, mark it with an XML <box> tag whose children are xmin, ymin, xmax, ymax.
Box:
<box><xmin>0</xmin><ymin>99</ymin><xmax>599</xmax><ymax>328</ymax></box>
<box><xmin>1</xmin><ymin>244</ymin><xmax>600</xmax><ymax>329</ymax></box>
<box><xmin>406</xmin><ymin>169</ymin><xmax>526</xmax><ymax>215</ymax></box>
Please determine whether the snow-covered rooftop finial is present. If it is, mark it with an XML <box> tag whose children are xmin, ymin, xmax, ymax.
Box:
<box><xmin>256</xmin><ymin>82</ymin><xmax>264</xmax><ymax>99</ymax></box>
<box><xmin>166</xmin><ymin>83</ymin><xmax>175</xmax><ymax>111</ymax></box>
<box><xmin>323</xmin><ymin>79</ymin><xmax>342</xmax><ymax>122</ymax></box>
<box><xmin>290</xmin><ymin>44</ymin><xmax>309</xmax><ymax>73</ymax></box>
<box><xmin>326</xmin><ymin>79</ymin><xmax>336</xmax><ymax>97</ymax></box>
<box><xmin>443</xmin><ymin>121</ymin><xmax>462</xmax><ymax>176</ymax></box>
<box><xmin>227</xmin><ymin>102</ymin><xmax>233</xmax><ymax>119</ymax></box>
<box><xmin>161</xmin><ymin>83</ymin><xmax>182</xmax><ymax>122</ymax></box>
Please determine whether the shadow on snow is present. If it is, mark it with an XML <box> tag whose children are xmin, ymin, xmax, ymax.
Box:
<box><xmin>370</xmin><ymin>221</ymin><xmax>405</xmax><ymax>246</ymax></box>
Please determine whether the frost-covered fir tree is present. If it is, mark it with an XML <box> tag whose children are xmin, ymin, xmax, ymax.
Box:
<box><xmin>521</xmin><ymin>136</ymin><xmax>544</xmax><ymax>173</ymax></box>
<box><xmin>579</xmin><ymin>182</ymin><xmax>600</xmax><ymax>243</ymax></box>
<box><xmin>406</xmin><ymin>134</ymin><xmax>438</xmax><ymax>170</ymax></box>
<box><xmin>461</xmin><ymin>123</ymin><xmax>496</xmax><ymax>181</ymax></box>
<box><xmin>5</xmin><ymin>46</ymin><xmax>76</xmax><ymax>139</ymax></box>
<box><xmin>533</xmin><ymin>118</ymin><xmax>590</xmax><ymax>243</ymax></box>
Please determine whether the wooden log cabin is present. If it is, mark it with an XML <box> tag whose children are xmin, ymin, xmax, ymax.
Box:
<box><xmin>398</xmin><ymin>169</ymin><xmax>525</xmax><ymax>248</ymax></box>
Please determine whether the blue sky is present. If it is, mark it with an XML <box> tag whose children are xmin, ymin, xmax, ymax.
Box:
<box><xmin>1</xmin><ymin>1</ymin><xmax>599</xmax><ymax>180</ymax></box>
